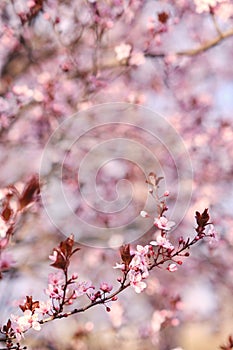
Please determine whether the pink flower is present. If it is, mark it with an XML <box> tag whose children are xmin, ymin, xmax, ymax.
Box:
<box><xmin>194</xmin><ymin>0</ymin><xmax>223</xmax><ymax>13</ymax></box>
<box><xmin>129</xmin><ymin>51</ymin><xmax>145</xmax><ymax>66</ymax></box>
<box><xmin>128</xmin><ymin>271</ymin><xmax>147</xmax><ymax>293</ymax></box>
<box><xmin>36</xmin><ymin>300</ymin><xmax>52</xmax><ymax>315</ymax></box>
<box><xmin>0</xmin><ymin>252</ymin><xmax>15</xmax><ymax>271</ymax></box>
<box><xmin>100</xmin><ymin>282</ymin><xmax>113</xmax><ymax>293</ymax></box>
<box><xmin>45</xmin><ymin>284</ymin><xmax>65</xmax><ymax>300</ymax></box>
<box><xmin>48</xmin><ymin>272</ymin><xmax>64</xmax><ymax>286</ymax></box>
<box><xmin>0</xmin><ymin>238</ymin><xmax>8</xmax><ymax>249</ymax></box>
<box><xmin>115</xmin><ymin>43</ymin><xmax>132</xmax><ymax>61</ymax></box>
<box><xmin>11</xmin><ymin>310</ymin><xmax>41</xmax><ymax>340</ymax></box>
<box><xmin>74</xmin><ymin>281</ymin><xmax>93</xmax><ymax>297</ymax></box>
<box><xmin>140</xmin><ymin>210</ymin><xmax>149</xmax><ymax>218</ymax></box>
<box><xmin>207</xmin><ymin>224</ymin><xmax>218</xmax><ymax>238</ymax></box>
<box><xmin>167</xmin><ymin>263</ymin><xmax>178</xmax><ymax>272</ymax></box>
<box><xmin>113</xmin><ymin>262</ymin><xmax>125</xmax><ymax>270</ymax></box>
<box><xmin>150</xmin><ymin>235</ymin><xmax>174</xmax><ymax>250</ymax></box>
<box><xmin>154</xmin><ymin>217</ymin><xmax>175</xmax><ymax>231</ymax></box>
<box><xmin>151</xmin><ymin>310</ymin><xmax>166</xmax><ymax>332</ymax></box>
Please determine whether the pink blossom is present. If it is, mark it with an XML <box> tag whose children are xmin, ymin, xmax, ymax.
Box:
<box><xmin>45</xmin><ymin>284</ymin><xmax>65</xmax><ymax>300</ymax></box>
<box><xmin>11</xmin><ymin>310</ymin><xmax>41</xmax><ymax>340</ymax></box>
<box><xmin>151</xmin><ymin>310</ymin><xmax>166</xmax><ymax>332</ymax></box>
<box><xmin>114</xmin><ymin>43</ymin><xmax>132</xmax><ymax>61</ymax></box>
<box><xmin>48</xmin><ymin>272</ymin><xmax>65</xmax><ymax>286</ymax></box>
<box><xmin>207</xmin><ymin>225</ymin><xmax>219</xmax><ymax>249</ymax></box>
<box><xmin>100</xmin><ymin>282</ymin><xmax>113</xmax><ymax>293</ymax></box>
<box><xmin>0</xmin><ymin>252</ymin><xmax>15</xmax><ymax>271</ymax></box>
<box><xmin>129</xmin><ymin>51</ymin><xmax>145</xmax><ymax>66</ymax></box>
<box><xmin>135</xmin><ymin>244</ymin><xmax>149</xmax><ymax>255</ymax></box>
<box><xmin>194</xmin><ymin>0</ymin><xmax>224</xmax><ymax>13</ymax></box>
<box><xmin>113</xmin><ymin>262</ymin><xmax>125</xmax><ymax>270</ymax></box>
<box><xmin>154</xmin><ymin>217</ymin><xmax>175</xmax><ymax>231</ymax></box>
<box><xmin>207</xmin><ymin>224</ymin><xmax>218</xmax><ymax>238</ymax></box>
<box><xmin>140</xmin><ymin>210</ymin><xmax>149</xmax><ymax>218</ymax></box>
<box><xmin>167</xmin><ymin>263</ymin><xmax>178</xmax><ymax>272</ymax></box>
<box><xmin>150</xmin><ymin>235</ymin><xmax>174</xmax><ymax>250</ymax></box>
<box><xmin>74</xmin><ymin>281</ymin><xmax>93</xmax><ymax>297</ymax></box>
<box><xmin>127</xmin><ymin>245</ymin><xmax>150</xmax><ymax>293</ymax></box>
<box><xmin>215</xmin><ymin>3</ymin><xmax>233</xmax><ymax>21</ymax></box>
<box><xmin>0</xmin><ymin>238</ymin><xmax>8</xmax><ymax>249</ymax></box>
<box><xmin>128</xmin><ymin>271</ymin><xmax>147</xmax><ymax>293</ymax></box>
<box><xmin>36</xmin><ymin>300</ymin><xmax>52</xmax><ymax>315</ymax></box>
<box><xmin>129</xmin><ymin>245</ymin><xmax>149</xmax><ymax>278</ymax></box>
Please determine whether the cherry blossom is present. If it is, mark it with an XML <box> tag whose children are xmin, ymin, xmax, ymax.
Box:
<box><xmin>48</xmin><ymin>272</ymin><xmax>65</xmax><ymax>286</ymax></box>
<box><xmin>114</xmin><ymin>43</ymin><xmax>132</xmax><ymax>62</ymax></box>
<box><xmin>154</xmin><ymin>217</ymin><xmax>176</xmax><ymax>231</ymax></box>
<box><xmin>194</xmin><ymin>0</ymin><xmax>225</xmax><ymax>13</ymax></box>
<box><xmin>11</xmin><ymin>310</ymin><xmax>41</xmax><ymax>340</ymax></box>
<box><xmin>36</xmin><ymin>300</ymin><xmax>52</xmax><ymax>315</ymax></box>
<box><xmin>167</xmin><ymin>263</ymin><xmax>178</xmax><ymax>272</ymax></box>
<box><xmin>45</xmin><ymin>284</ymin><xmax>65</xmax><ymax>300</ymax></box>
<box><xmin>128</xmin><ymin>271</ymin><xmax>147</xmax><ymax>294</ymax></box>
<box><xmin>150</xmin><ymin>235</ymin><xmax>174</xmax><ymax>250</ymax></box>
<box><xmin>74</xmin><ymin>280</ymin><xmax>93</xmax><ymax>297</ymax></box>
<box><xmin>100</xmin><ymin>282</ymin><xmax>113</xmax><ymax>293</ymax></box>
<box><xmin>140</xmin><ymin>210</ymin><xmax>149</xmax><ymax>218</ymax></box>
<box><xmin>0</xmin><ymin>252</ymin><xmax>15</xmax><ymax>272</ymax></box>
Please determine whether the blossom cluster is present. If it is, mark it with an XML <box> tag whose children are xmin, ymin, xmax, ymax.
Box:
<box><xmin>0</xmin><ymin>175</ymin><xmax>40</xmax><ymax>278</ymax></box>
<box><xmin>0</xmin><ymin>174</ymin><xmax>220</xmax><ymax>350</ymax></box>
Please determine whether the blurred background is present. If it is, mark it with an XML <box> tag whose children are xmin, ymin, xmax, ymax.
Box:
<box><xmin>0</xmin><ymin>0</ymin><xmax>233</xmax><ymax>349</ymax></box>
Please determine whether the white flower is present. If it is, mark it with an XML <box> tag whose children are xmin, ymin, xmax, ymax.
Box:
<box><xmin>154</xmin><ymin>217</ymin><xmax>175</xmax><ymax>231</ymax></box>
<box><xmin>115</xmin><ymin>43</ymin><xmax>132</xmax><ymax>61</ymax></box>
<box><xmin>150</xmin><ymin>235</ymin><xmax>174</xmax><ymax>250</ymax></box>
<box><xmin>140</xmin><ymin>210</ymin><xmax>149</xmax><ymax>218</ymax></box>
<box><xmin>167</xmin><ymin>263</ymin><xmax>178</xmax><ymax>272</ymax></box>
<box><xmin>194</xmin><ymin>0</ymin><xmax>224</xmax><ymax>13</ymax></box>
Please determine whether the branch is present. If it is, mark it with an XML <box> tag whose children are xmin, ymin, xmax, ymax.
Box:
<box><xmin>40</xmin><ymin>230</ymin><xmax>210</xmax><ymax>325</ymax></box>
<box><xmin>145</xmin><ymin>27</ymin><xmax>233</xmax><ymax>58</ymax></box>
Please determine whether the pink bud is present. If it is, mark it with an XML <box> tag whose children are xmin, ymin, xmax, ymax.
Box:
<box><xmin>140</xmin><ymin>210</ymin><xmax>149</xmax><ymax>218</ymax></box>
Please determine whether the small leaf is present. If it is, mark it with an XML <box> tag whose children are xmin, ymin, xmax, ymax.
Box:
<box><xmin>19</xmin><ymin>175</ymin><xmax>40</xmax><ymax>210</ymax></box>
<box><xmin>120</xmin><ymin>244</ymin><xmax>133</xmax><ymax>268</ymax></box>
<box><xmin>195</xmin><ymin>208</ymin><xmax>209</xmax><ymax>228</ymax></box>
<box><xmin>19</xmin><ymin>296</ymin><xmax>40</xmax><ymax>313</ymax></box>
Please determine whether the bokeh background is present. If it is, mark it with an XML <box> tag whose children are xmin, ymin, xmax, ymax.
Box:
<box><xmin>0</xmin><ymin>0</ymin><xmax>233</xmax><ymax>349</ymax></box>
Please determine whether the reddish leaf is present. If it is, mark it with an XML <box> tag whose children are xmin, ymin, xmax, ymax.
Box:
<box><xmin>19</xmin><ymin>296</ymin><xmax>40</xmax><ymax>313</ymax></box>
<box><xmin>50</xmin><ymin>235</ymin><xmax>80</xmax><ymax>271</ymax></box>
<box><xmin>195</xmin><ymin>208</ymin><xmax>209</xmax><ymax>228</ymax></box>
<box><xmin>59</xmin><ymin>234</ymin><xmax>74</xmax><ymax>258</ymax></box>
<box><xmin>120</xmin><ymin>244</ymin><xmax>133</xmax><ymax>268</ymax></box>
<box><xmin>50</xmin><ymin>249</ymin><xmax>67</xmax><ymax>270</ymax></box>
<box><xmin>19</xmin><ymin>175</ymin><xmax>40</xmax><ymax>210</ymax></box>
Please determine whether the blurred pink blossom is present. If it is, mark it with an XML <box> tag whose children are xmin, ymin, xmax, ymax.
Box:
<box><xmin>154</xmin><ymin>217</ymin><xmax>176</xmax><ymax>231</ymax></box>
